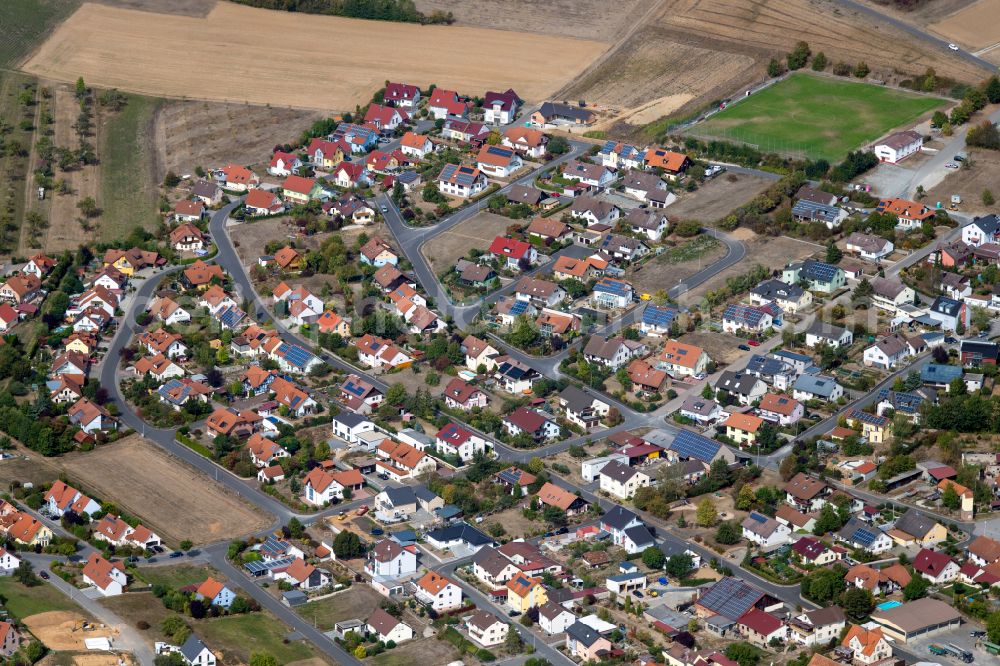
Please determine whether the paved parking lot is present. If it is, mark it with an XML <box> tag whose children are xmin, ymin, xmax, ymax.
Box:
<box><xmin>904</xmin><ymin>623</ymin><xmax>989</xmax><ymax>663</ymax></box>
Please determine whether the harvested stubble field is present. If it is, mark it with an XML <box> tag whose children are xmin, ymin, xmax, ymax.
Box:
<box><xmin>691</xmin><ymin>73</ymin><xmax>946</xmax><ymax>161</ymax></box>
<box><xmin>23</xmin><ymin>2</ymin><xmax>608</xmax><ymax>110</ymax></box>
<box><xmin>929</xmin><ymin>0</ymin><xmax>1000</xmax><ymax>50</ymax></box>
<box><xmin>560</xmin><ymin>0</ymin><xmax>988</xmax><ymax>135</ymax></box>
<box><xmin>414</xmin><ymin>0</ymin><xmax>657</xmax><ymax>41</ymax></box>
<box><xmin>47</xmin><ymin>435</ymin><xmax>270</xmax><ymax>545</ymax></box>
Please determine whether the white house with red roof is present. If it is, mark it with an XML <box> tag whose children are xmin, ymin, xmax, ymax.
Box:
<box><xmin>400</xmin><ymin>132</ymin><xmax>433</xmax><ymax>159</ymax></box>
<box><xmin>22</xmin><ymin>253</ymin><xmax>56</xmax><ymax>278</ymax></box>
<box><xmin>483</xmin><ymin>89</ymin><xmax>522</xmax><ymax>125</ymax></box>
<box><xmin>302</xmin><ymin>467</ymin><xmax>365</xmax><ymax>506</ymax></box>
<box><xmin>437</xmin><ymin>164</ymin><xmax>487</xmax><ymax>198</ymax></box>
<box><xmin>414</xmin><ymin>572</ymin><xmax>463</xmax><ymax>611</ymax></box>
<box><xmin>221</xmin><ymin>164</ymin><xmax>259</xmax><ymax>192</ymax></box>
<box><xmin>268</xmin><ymin>151</ymin><xmax>302</xmax><ymax>177</ymax></box>
<box><xmin>912</xmin><ymin>548</ymin><xmax>960</xmax><ymax>584</ymax></box>
<box><xmin>364</xmin><ymin>104</ymin><xmax>409</xmax><ymax>132</ymax></box>
<box><xmin>82</xmin><ymin>553</ymin><xmax>127</xmax><ymax>596</ymax></box>
<box><xmin>435</xmin><ymin>423</ymin><xmax>491</xmax><ymax>462</ymax></box>
<box><xmin>333</xmin><ymin>161</ymin><xmax>371</xmax><ymax>189</ymax></box>
<box><xmin>245</xmin><ymin>189</ymin><xmax>284</xmax><ymax>216</ymax></box>
<box><xmin>384</xmin><ymin>82</ymin><xmax>421</xmax><ymax>108</ymax></box>
<box><xmin>489</xmin><ymin>237</ymin><xmax>537</xmax><ymax>271</ymax></box>
<box><xmin>0</xmin><ymin>303</ymin><xmax>18</xmax><ymax>332</ymax></box>
<box><xmin>44</xmin><ymin>480</ymin><xmax>101</xmax><ymax>518</ymax></box>
<box><xmin>305</xmin><ymin>138</ymin><xmax>347</xmax><ymax>169</ymax></box>
<box><xmin>428</xmin><ymin>89</ymin><xmax>470</xmax><ymax>119</ymax></box>
<box><xmin>738</xmin><ymin>609</ymin><xmax>786</xmax><ymax>647</ymax></box>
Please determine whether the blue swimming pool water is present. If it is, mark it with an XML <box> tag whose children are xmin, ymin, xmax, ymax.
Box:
<box><xmin>876</xmin><ymin>601</ymin><xmax>902</xmax><ymax>611</ymax></box>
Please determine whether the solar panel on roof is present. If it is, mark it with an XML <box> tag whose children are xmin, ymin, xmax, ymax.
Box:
<box><xmin>669</xmin><ymin>431</ymin><xmax>722</xmax><ymax>463</ymax></box>
<box><xmin>643</xmin><ymin>305</ymin><xmax>677</xmax><ymax>326</ymax></box>
<box><xmin>854</xmin><ymin>527</ymin><xmax>877</xmax><ymax>547</ymax></box>
<box><xmin>509</xmin><ymin>300</ymin><xmax>529</xmax><ymax>316</ymax></box>
<box><xmin>802</xmin><ymin>260</ymin><xmax>840</xmax><ymax>282</ymax></box>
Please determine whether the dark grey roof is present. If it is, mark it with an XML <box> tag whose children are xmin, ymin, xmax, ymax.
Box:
<box><xmin>425</xmin><ymin>521</ymin><xmax>493</xmax><ymax>547</ymax></box>
<box><xmin>894</xmin><ymin>508</ymin><xmax>938</xmax><ymax>539</ymax></box>
<box><xmin>792</xmin><ymin>373</ymin><xmax>840</xmax><ymax>398</ymax></box>
<box><xmin>805</xmin><ymin>320</ymin><xmax>850</xmax><ymax>340</ymax></box>
<box><xmin>600</xmin><ymin>460</ymin><xmax>639</xmax><ymax>484</ymax></box>
<box><xmin>538</xmin><ymin>102</ymin><xmax>594</xmax><ymax>123</ymax></box>
<box><xmin>601</xmin><ymin>505</ymin><xmax>640</xmax><ymax>531</ymax></box>
<box><xmin>382</xmin><ymin>486</ymin><xmax>417</xmax><ymax>507</ymax></box>
<box><xmin>624</xmin><ymin>524</ymin><xmax>655</xmax><ymax>547</ymax></box>
<box><xmin>566</xmin><ymin>621</ymin><xmax>603</xmax><ymax>647</ymax></box>
<box><xmin>716</xmin><ymin>370</ymin><xmax>762</xmax><ymax>396</ymax></box>
<box><xmin>332</xmin><ymin>411</ymin><xmax>369</xmax><ymax>428</ymax></box>
<box><xmin>179</xmin><ymin>635</ymin><xmax>211</xmax><ymax>663</ymax></box>
<box><xmin>930</xmin><ymin>295</ymin><xmax>963</xmax><ymax>317</ymax></box>
<box><xmin>560</xmin><ymin>385</ymin><xmax>597</xmax><ymax>413</ymax></box>
<box><xmin>413</xmin><ymin>485</ymin><xmax>439</xmax><ymax>503</ymax></box>
<box><xmin>752</xmin><ymin>279</ymin><xmax>805</xmax><ymax>301</ymax></box>
<box><xmin>697</xmin><ymin>577</ymin><xmax>766</xmax><ymax>621</ymax></box>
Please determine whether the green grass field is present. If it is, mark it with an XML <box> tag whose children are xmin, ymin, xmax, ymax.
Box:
<box><xmin>0</xmin><ymin>0</ymin><xmax>80</xmax><ymax>69</ymax></box>
<box><xmin>138</xmin><ymin>564</ymin><xmax>220</xmax><ymax>590</ymax></box>
<box><xmin>198</xmin><ymin>613</ymin><xmax>316</xmax><ymax>664</ymax></box>
<box><xmin>691</xmin><ymin>73</ymin><xmax>946</xmax><ymax>161</ymax></box>
<box><xmin>99</xmin><ymin>93</ymin><xmax>162</xmax><ymax>241</ymax></box>
<box><xmin>0</xmin><ymin>578</ymin><xmax>86</xmax><ymax>619</ymax></box>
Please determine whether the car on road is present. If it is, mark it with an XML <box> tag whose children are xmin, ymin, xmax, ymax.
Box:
<box><xmin>556</xmin><ymin>527</ymin><xmax>569</xmax><ymax>535</ymax></box>
<box><xmin>378</xmin><ymin>137</ymin><xmax>391</xmax><ymax>144</ymax></box>
<box><xmin>170</xmin><ymin>551</ymin><xmax>184</xmax><ymax>559</ymax></box>
<box><xmin>946</xmin><ymin>163</ymin><xmax>959</xmax><ymax>169</ymax></box>
<box><xmin>971</xmin><ymin>630</ymin><xmax>986</xmax><ymax>638</ymax></box>
<box><xmin>955</xmin><ymin>154</ymin><xmax>966</xmax><ymax>161</ymax></box>
<box><xmin>186</xmin><ymin>549</ymin><xmax>200</xmax><ymax>557</ymax></box>
<box><xmin>945</xmin><ymin>336</ymin><xmax>958</xmax><ymax>344</ymax></box>
<box><xmin>39</xmin><ymin>571</ymin><xmax>49</xmax><ymax>580</ymax></box>
<box><xmin>738</xmin><ymin>344</ymin><xmax>751</xmax><ymax>351</ymax></box>
<box><xmin>381</xmin><ymin>205</ymin><xmax>388</xmax><ymax>213</ymax></box>
<box><xmin>949</xmin><ymin>43</ymin><xmax>959</xmax><ymax>51</ymax></box>
<box><xmin>747</xmin><ymin>339</ymin><xmax>760</xmax><ymax>346</ymax></box>
<box><xmin>632</xmin><ymin>590</ymin><xmax>644</xmax><ymax>598</ymax></box>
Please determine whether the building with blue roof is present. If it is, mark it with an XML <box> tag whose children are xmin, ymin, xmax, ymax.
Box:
<box><xmin>920</xmin><ymin>363</ymin><xmax>963</xmax><ymax>387</ymax></box>
<box><xmin>722</xmin><ymin>303</ymin><xmax>772</xmax><ymax>333</ymax></box>
<box><xmin>782</xmin><ymin>260</ymin><xmax>846</xmax><ymax>293</ymax></box>
<box><xmin>791</xmin><ymin>374</ymin><xmax>843</xmax><ymax>402</ymax></box>
<box><xmin>640</xmin><ymin>304</ymin><xmax>678</xmax><ymax>336</ymax></box>
<box><xmin>591</xmin><ymin>278</ymin><xmax>634</xmax><ymax>309</ymax></box>
<box><xmin>668</xmin><ymin>430</ymin><xmax>736</xmax><ymax>465</ymax></box>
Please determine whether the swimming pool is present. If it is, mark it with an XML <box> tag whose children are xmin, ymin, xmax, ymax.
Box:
<box><xmin>876</xmin><ymin>601</ymin><xmax>902</xmax><ymax>611</ymax></box>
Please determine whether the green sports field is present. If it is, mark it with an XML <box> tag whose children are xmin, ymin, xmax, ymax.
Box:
<box><xmin>691</xmin><ymin>73</ymin><xmax>946</xmax><ymax>161</ymax></box>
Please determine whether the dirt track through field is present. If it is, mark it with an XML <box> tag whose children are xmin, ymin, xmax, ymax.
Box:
<box><xmin>23</xmin><ymin>2</ymin><xmax>609</xmax><ymax>110</ymax></box>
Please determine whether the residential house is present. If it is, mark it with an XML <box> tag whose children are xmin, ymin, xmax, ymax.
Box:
<box><xmin>715</xmin><ymin>370</ymin><xmax>767</xmax><ymax>406</ymax></box>
<box><xmin>792</xmin><ymin>374</ymin><xmax>844</xmax><ymax>403</ymax></box>
<box><xmin>366</xmin><ymin>538</ymin><xmax>418</xmax><ymax>579</ymax></box>
<box><xmin>194</xmin><ymin>578</ymin><xmax>236</xmax><ymax>609</ymax></box>
<box><xmin>626</xmin><ymin>209</ymin><xmax>669</xmax><ymax>241</ymax></box>
<box><xmin>359</xmin><ymin>237</ymin><xmax>398</xmax><ymax>267</ymax></box>
<box><xmin>44</xmin><ymin>480</ymin><xmax>100</xmax><ymax>518</ymax></box>
<box><xmin>493</xmin><ymin>357</ymin><xmax>540</xmax><ymax>394</ymax></box>
<box><xmin>561</xmin><ymin>159</ymin><xmax>615</xmax><ymax>189</ymax></box>
<box><xmin>384</xmin><ymin>82</ymin><xmax>421</xmax><ymax>108</ymax></box>
<box><xmin>750</xmin><ymin>279</ymin><xmax>812</xmax><ymax>313</ymax></box>
<box><xmin>863</xmin><ymin>335</ymin><xmax>910</xmax><ymax>369</ymax></box>
<box><xmin>738</xmin><ymin>609</ymin><xmax>787</xmax><ymax>647</ymax></box>
<box><xmin>82</xmin><ymin>553</ymin><xmax>127</xmax><ymax>596</ymax></box>
<box><xmin>483</xmin><ymin>88</ymin><xmax>522</xmax><ymax>124</ymax></box>
<box><xmin>0</xmin><ymin>274</ymin><xmax>41</xmax><ymax>304</ymax></box>
<box><xmin>877</xmin><ymin>197</ymin><xmax>934</xmax><ymax>232</ymax></box>
<box><xmin>148</xmin><ymin>296</ymin><xmax>191</xmax><ymax>326</ymax></box>
<box><xmin>435</xmin><ymin>423</ymin><xmax>490</xmax><ymax>462</ymax></box>
<box><xmin>477</xmin><ymin>145</ymin><xmax>522</xmax><ymax>178</ymax></box>
<box><xmin>507</xmin><ymin>574</ymin><xmax>547</xmax><ymax>613</ymax></box>
<box><xmin>570</xmin><ymin>195</ymin><xmax>620</xmax><ymax>226</ymax></box>
<box><xmin>191</xmin><ymin>180</ymin><xmax>222</xmax><ymax>206</ymax></box>
<box><xmin>806</xmin><ymin>319</ymin><xmax>854</xmax><ymax>349</ymax></box>
<box><xmin>221</xmin><ymin>164</ymin><xmax>258</xmax><ymax>191</ymax></box>
<box><xmin>414</xmin><ymin>572</ymin><xmax>463</xmax><ymax>611</ymax></box>
<box><xmin>488</xmin><ymin>236</ymin><xmax>537</xmax><ymax>270</ymax></box>
<box><xmin>962</xmin><ymin>214</ymin><xmax>1000</xmax><ymax>247</ymax></box>
<box><xmin>723</xmin><ymin>412</ymin><xmax>764</xmax><ymax>447</ymax></box>
<box><xmin>758</xmin><ymin>393</ymin><xmax>803</xmax><ymax>426</ymax></box>
<box><xmin>530</xmin><ymin>102</ymin><xmax>595</xmax><ymax>127</ymax></box>
<box><xmin>837</xmin><ymin>518</ymin><xmax>893</xmax><ymax>554</ymax></box>
<box><xmin>367</xmin><ymin>608</ymin><xmax>414</xmax><ymax>644</ymax></box>
<box><xmin>564</xmin><ymin>622</ymin><xmax>612</xmax><ymax>662</ymax></box>
<box><xmin>463</xmin><ymin>335</ymin><xmax>500</xmax><ymax>373</ymax></box>
<box><xmin>537</xmin><ymin>482</ymin><xmax>589</xmax><ymax>516</ymax></box>
<box><xmin>643</xmin><ymin>148</ymin><xmax>690</xmax><ymax>179</ymax></box>
<box><xmin>784</xmin><ymin>473</ymin><xmax>830</xmax><ymax>512</ymax></box>
<box><xmin>442</xmin><ymin>377</ymin><xmax>489</xmax><ymax>411</ymax></box>
<box><xmin>583</xmin><ymin>335</ymin><xmax>644</xmax><ymax>370</ymax></box>
<box><xmin>871</xmin><ymin>277</ymin><xmax>915</xmax><ymax>313</ymax></box>
<box><xmin>503</xmin><ymin>127</ymin><xmax>548</xmax><ymax>158</ymax></box>
<box><xmin>782</xmin><ymin>260</ymin><xmax>845</xmax><ymax>293</ymax></box>
<box><xmin>558</xmin><ymin>385</ymin><xmax>610</xmax><ymax>431</ymax></box>
<box><xmin>427</xmin><ymin>89</ymin><xmax>469</xmax><ymax>119</ymax></box>
<box><xmin>722</xmin><ymin>303</ymin><xmax>773</xmax><ymax>334</ymax></box>
<box><xmin>844</xmin><ymin>232</ymin><xmax>894</xmax><ymax>261</ymax></box>
<box><xmin>928</xmin><ymin>295</ymin><xmax>966</xmax><ymax>331</ymax></box>
<box><xmin>68</xmin><ymin>398</ymin><xmax>115</xmax><ymax>435</ymax></box>
<box><xmin>399</xmin><ymin>131</ymin><xmax>433</xmax><ymax>159</ymax></box>
<box><xmin>268</xmin><ymin>150</ymin><xmax>301</xmax><ymax>177</ymax></box>
<box><xmin>657</xmin><ymin>340</ymin><xmax>710</xmax><ymax>378</ymax></box>
<box><xmin>599</xmin><ymin>460</ymin><xmax>651</xmax><ymax>499</ymax></box>
<box><xmin>841</xmin><ymin>625</ymin><xmax>893</xmax><ymax>665</ymax></box>
<box><xmin>504</xmin><ymin>407</ymin><xmax>560</xmax><ymax>442</ymax></box>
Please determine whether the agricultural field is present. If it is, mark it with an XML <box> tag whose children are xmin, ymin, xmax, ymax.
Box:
<box><xmin>97</xmin><ymin>93</ymin><xmax>161</xmax><ymax>242</ymax></box>
<box><xmin>414</xmin><ymin>0</ymin><xmax>656</xmax><ymax>41</ymax></box>
<box><xmin>929</xmin><ymin>0</ymin><xmax>1000</xmax><ymax>51</ymax></box>
<box><xmin>0</xmin><ymin>0</ymin><xmax>80</xmax><ymax>69</ymax></box>
<box><xmin>154</xmin><ymin>100</ymin><xmax>321</xmax><ymax>182</ymax></box>
<box><xmin>23</xmin><ymin>2</ymin><xmax>608</xmax><ymax>110</ymax></box>
<box><xmin>560</xmin><ymin>0</ymin><xmax>987</xmax><ymax>135</ymax></box>
<box><xmin>44</xmin><ymin>436</ymin><xmax>270</xmax><ymax>545</ymax></box>
<box><xmin>0</xmin><ymin>71</ymin><xmax>37</xmax><ymax>258</ymax></box>
<box><xmin>690</xmin><ymin>73</ymin><xmax>946</xmax><ymax>160</ymax></box>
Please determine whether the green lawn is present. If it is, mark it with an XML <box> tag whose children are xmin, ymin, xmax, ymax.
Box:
<box><xmin>692</xmin><ymin>73</ymin><xmax>946</xmax><ymax>161</ymax></box>
<box><xmin>198</xmin><ymin>613</ymin><xmax>316</xmax><ymax>664</ymax></box>
<box><xmin>99</xmin><ymin>93</ymin><xmax>162</xmax><ymax>241</ymax></box>
<box><xmin>0</xmin><ymin>577</ymin><xmax>86</xmax><ymax>619</ymax></box>
<box><xmin>138</xmin><ymin>564</ymin><xmax>219</xmax><ymax>590</ymax></box>
<box><xmin>0</xmin><ymin>0</ymin><xmax>80</xmax><ymax>69</ymax></box>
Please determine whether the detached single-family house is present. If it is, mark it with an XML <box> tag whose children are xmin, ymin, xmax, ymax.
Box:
<box><xmin>874</xmin><ymin>130</ymin><xmax>923</xmax><ymax>164</ymax></box>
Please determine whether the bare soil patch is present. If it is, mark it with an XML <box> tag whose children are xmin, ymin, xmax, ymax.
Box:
<box><xmin>24</xmin><ymin>3</ymin><xmax>608</xmax><ymax>110</ymax></box>
<box><xmin>422</xmin><ymin>210</ymin><xmax>514</xmax><ymax>274</ymax></box>
<box><xmin>925</xmin><ymin>149</ymin><xmax>1000</xmax><ymax>216</ymax></box>
<box><xmin>666</xmin><ymin>173</ymin><xmax>774</xmax><ymax>223</ymax></box>
<box><xmin>677</xmin><ymin>234</ymin><xmax>820</xmax><ymax>306</ymax></box>
<box><xmin>677</xmin><ymin>328</ymin><xmax>751</xmax><ymax>367</ymax></box>
<box><xmin>154</xmin><ymin>100</ymin><xmax>321</xmax><ymax>182</ymax></box>
<box><xmin>929</xmin><ymin>0</ymin><xmax>1000</xmax><ymax>50</ymax></box>
<box><xmin>50</xmin><ymin>435</ymin><xmax>270</xmax><ymax>545</ymax></box>
<box><xmin>414</xmin><ymin>0</ymin><xmax>655</xmax><ymax>41</ymax></box>
<box><xmin>23</xmin><ymin>611</ymin><xmax>106</xmax><ymax>652</ymax></box>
